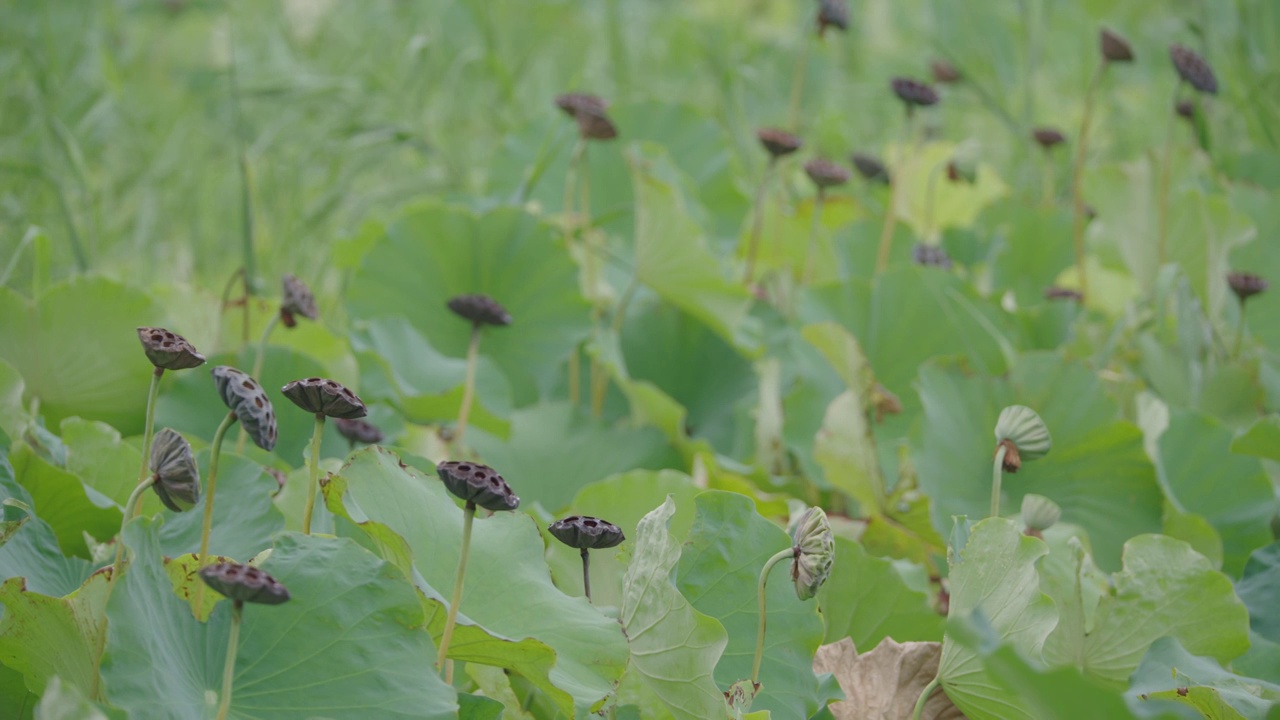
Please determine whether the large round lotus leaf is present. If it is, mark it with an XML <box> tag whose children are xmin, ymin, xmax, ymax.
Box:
<box><xmin>0</xmin><ymin>278</ymin><xmax>159</xmax><ymax>435</ymax></box>
<box><xmin>346</xmin><ymin>201</ymin><xmax>590</xmax><ymax>405</ymax></box>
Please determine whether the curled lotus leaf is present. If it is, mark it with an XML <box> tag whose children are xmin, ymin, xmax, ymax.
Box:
<box><xmin>281</xmin><ymin>377</ymin><xmax>368</xmax><ymax>419</ymax></box>
<box><xmin>211</xmin><ymin>366</ymin><xmax>278</xmax><ymax>451</ymax></box>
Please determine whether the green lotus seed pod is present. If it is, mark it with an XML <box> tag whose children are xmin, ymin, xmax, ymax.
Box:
<box><xmin>436</xmin><ymin>460</ymin><xmax>519</xmax><ymax>513</ymax></box>
<box><xmin>790</xmin><ymin>506</ymin><xmax>834</xmax><ymax>601</ymax></box>
<box><xmin>281</xmin><ymin>377</ymin><xmax>368</xmax><ymax>419</ymax></box>
<box><xmin>993</xmin><ymin>405</ymin><xmax>1051</xmax><ymax>472</ymax></box>
<box><xmin>198</xmin><ymin>562</ymin><xmax>290</xmax><ymax>605</ymax></box>
<box><xmin>1020</xmin><ymin>494</ymin><xmax>1061</xmax><ymax>533</ymax></box>
<box><xmin>149</xmin><ymin>428</ymin><xmax>200</xmax><ymax>512</ymax></box>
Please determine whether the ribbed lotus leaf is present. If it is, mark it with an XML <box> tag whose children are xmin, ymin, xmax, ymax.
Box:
<box><xmin>281</xmin><ymin>377</ymin><xmax>367</xmax><ymax>419</ymax></box>
<box><xmin>335</xmin><ymin>417</ymin><xmax>383</xmax><ymax>445</ymax></box>
<box><xmin>280</xmin><ymin>274</ymin><xmax>318</xmax><ymax>328</ymax></box>
<box><xmin>1099</xmin><ymin>28</ymin><xmax>1134</xmax><ymax>63</ymax></box>
<box><xmin>1169</xmin><ymin>44</ymin><xmax>1218</xmax><ymax>95</ymax></box>
<box><xmin>993</xmin><ymin>405</ymin><xmax>1052</xmax><ymax>472</ymax></box>
<box><xmin>137</xmin><ymin>327</ymin><xmax>206</xmax><ymax>371</ymax></box>
<box><xmin>851</xmin><ymin>152</ymin><xmax>890</xmax><ymax>184</ymax></box>
<box><xmin>804</xmin><ymin>158</ymin><xmax>850</xmax><ymax>189</ymax></box>
<box><xmin>210</xmin><ymin>366</ymin><xmax>278</xmax><ymax>451</ymax></box>
<box><xmin>149</xmin><ymin>428</ymin><xmax>200</xmax><ymax>512</ymax></box>
<box><xmin>1032</xmin><ymin>127</ymin><xmax>1066</xmax><ymax>149</ymax></box>
<box><xmin>790</xmin><ymin>506</ymin><xmax>834</xmax><ymax>601</ymax></box>
<box><xmin>931</xmin><ymin>59</ymin><xmax>961</xmax><ymax>84</ymax></box>
<box><xmin>436</xmin><ymin>460</ymin><xmax>519</xmax><ymax>512</ymax></box>
<box><xmin>890</xmin><ymin>77</ymin><xmax>939</xmax><ymax>107</ymax></box>
<box><xmin>198</xmin><ymin>562</ymin><xmax>290</xmax><ymax>605</ymax></box>
<box><xmin>756</xmin><ymin>128</ymin><xmax>802</xmax><ymax>158</ymax></box>
<box><xmin>1227</xmin><ymin>272</ymin><xmax>1268</xmax><ymax>302</ymax></box>
<box><xmin>447</xmin><ymin>294</ymin><xmax>513</xmax><ymax>327</ymax></box>
<box><xmin>1021</xmin><ymin>494</ymin><xmax>1062</xmax><ymax>533</ymax></box>
<box><xmin>549</xmin><ymin>516</ymin><xmax>625</xmax><ymax>550</ymax></box>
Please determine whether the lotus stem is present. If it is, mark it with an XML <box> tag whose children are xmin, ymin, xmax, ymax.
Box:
<box><xmin>568</xmin><ymin>348</ymin><xmax>581</xmax><ymax>407</ymax></box>
<box><xmin>744</xmin><ymin>157</ymin><xmax>778</xmax><ymax>285</ymax></box>
<box><xmin>912</xmin><ymin>676</ymin><xmax>941</xmax><ymax>720</ymax></box>
<box><xmin>1234</xmin><ymin>303</ymin><xmax>1248</xmax><ymax>360</ymax></box>
<box><xmin>802</xmin><ymin>188</ymin><xmax>826</xmax><ymax>285</ymax></box>
<box><xmin>216</xmin><ymin>601</ymin><xmax>243</xmax><ymax>720</ymax></box>
<box><xmin>1156</xmin><ymin>80</ymin><xmax>1183</xmax><ymax>269</ymax></box>
<box><xmin>93</xmin><ymin>473</ymin><xmax>159</xmax><ymax>699</ymax></box>
<box><xmin>581</xmin><ymin>549</ymin><xmax>593</xmax><ymax>602</ymax></box>
<box><xmin>301</xmin><ymin>413</ymin><xmax>325</xmax><ymax>536</ymax></box>
<box><xmin>437</xmin><ymin>501</ymin><xmax>475</xmax><ymax>679</ymax></box>
<box><xmin>196</xmin><ymin>412</ymin><xmax>239</xmax><ymax>609</ymax></box>
<box><xmin>787</xmin><ymin>32</ymin><xmax>812</xmax><ymax>129</ymax></box>
<box><xmin>923</xmin><ymin>160</ymin><xmax>943</xmax><ymax>242</ymax></box>
<box><xmin>752</xmin><ymin>547</ymin><xmax>795</xmax><ymax>686</ymax></box>
<box><xmin>1040</xmin><ymin>156</ymin><xmax>1055</xmax><ymax>207</ymax></box>
<box><xmin>876</xmin><ymin>111</ymin><xmax>915</xmax><ymax>274</ymax></box>
<box><xmin>250</xmin><ymin>314</ymin><xmax>279</xmax><ymax>394</ymax></box>
<box><xmin>991</xmin><ymin>443</ymin><xmax>1009</xmax><ymax>518</ymax></box>
<box><xmin>215</xmin><ymin>266</ymin><xmax>246</xmax><ymax>355</ymax></box>
<box><xmin>1071</xmin><ymin>62</ymin><xmax>1104</xmax><ymax>300</ymax></box>
<box><xmin>455</xmin><ymin>325</ymin><xmax>482</xmax><ymax>447</ymax></box>
<box><xmin>564</xmin><ymin>137</ymin><xmax>585</xmax><ymax>411</ymax></box>
<box><xmin>131</xmin><ymin>368</ymin><xmax>164</xmax><ymax>518</ymax></box>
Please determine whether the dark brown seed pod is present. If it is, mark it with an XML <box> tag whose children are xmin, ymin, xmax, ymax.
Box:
<box><xmin>447</xmin><ymin>294</ymin><xmax>512</xmax><ymax>327</ymax></box>
<box><xmin>1099</xmin><ymin>28</ymin><xmax>1134</xmax><ymax>63</ymax></box>
<box><xmin>911</xmin><ymin>243</ymin><xmax>953</xmax><ymax>270</ymax></box>
<box><xmin>210</xmin><ymin>366</ymin><xmax>278</xmax><ymax>451</ymax></box>
<box><xmin>1044</xmin><ymin>286</ymin><xmax>1084</xmax><ymax>303</ymax></box>
<box><xmin>1170</xmin><ymin>44</ymin><xmax>1218</xmax><ymax>95</ymax></box>
<box><xmin>931</xmin><ymin>59</ymin><xmax>961</xmax><ymax>84</ymax></box>
<box><xmin>1175</xmin><ymin>99</ymin><xmax>1196</xmax><ymax>121</ymax></box>
<box><xmin>850</xmin><ymin>152</ymin><xmax>890</xmax><ymax>184</ymax></box>
<box><xmin>436</xmin><ymin>461</ymin><xmax>519</xmax><ymax>513</ymax></box>
<box><xmin>1032</xmin><ymin>128</ymin><xmax>1067</xmax><ymax>149</ymax></box>
<box><xmin>757</xmin><ymin>128</ymin><xmax>803</xmax><ymax>158</ymax></box>
<box><xmin>137</xmin><ymin>327</ymin><xmax>206</xmax><ymax>371</ymax></box>
<box><xmin>804</xmin><ymin>158</ymin><xmax>850</xmax><ymax>189</ymax></box>
<box><xmin>280</xmin><ymin>275</ymin><xmax>318</xmax><ymax>329</ymax></box>
<box><xmin>149</xmin><ymin>428</ymin><xmax>200</xmax><ymax>512</ymax></box>
<box><xmin>576</xmin><ymin>110</ymin><xmax>618</xmax><ymax>141</ymax></box>
<box><xmin>198</xmin><ymin>562</ymin><xmax>290</xmax><ymax>605</ymax></box>
<box><xmin>555</xmin><ymin>93</ymin><xmax>617</xmax><ymax>140</ymax></box>
<box><xmin>335</xmin><ymin>417</ymin><xmax>383</xmax><ymax>445</ymax></box>
<box><xmin>281</xmin><ymin>377</ymin><xmax>368</xmax><ymax>419</ymax></box>
<box><xmin>890</xmin><ymin>77</ymin><xmax>939</xmax><ymax>107</ymax></box>
<box><xmin>548</xmin><ymin>516</ymin><xmax>625</xmax><ymax>550</ymax></box>
<box><xmin>1227</xmin><ymin>272</ymin><xmax>1268</xmax><ymax>302</ymax></box>
<box><xmin>555</xmin><ymin>93</ymin><xmax>609</xmax><ymax>119</ymax></box>
<box><xmin>816</xmin><ymin>0</ymin><xmax>849</xmax><ymax>36</ymax></box>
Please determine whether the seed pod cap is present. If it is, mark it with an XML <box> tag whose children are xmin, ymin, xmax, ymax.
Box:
<box><xmin>211</xmin><ymin>366</ymin><xmax>278</xmax><ymax>451</ymax></box>
<box><xmin>549</xmin><ymin>515</ymin><xmax>625</xmax><ymax>550</ymax></box>
<box><xmin>199</xmin><ymin>562</ymin><xmax>290</xmax><ymax>605</ymax></box>
<box><xmin>851</xmin><ymin>152</ymin><xmax>890</xmax><ymax>184</ymax></box>
<box><xmin>137</xmin><ymin>327</ymin><xmax>206</xmax><ymax>371</ymax></box>
<box><xmin>1100</xmin><ymin>28</ymin><xmax>1134</xmax><ymax>63</ymax></box>
<box><xmin>757</xmin><ymin>128</ymin><xmax>803</xmax><ymax>158</ymax></box>
<box><xmin>804</xmin><ymin>158</ymin><xmax>850</xmax><ymax>189</ymax></box>
<box><xmin>1032</xmin><ymin>127</ymin><xmax>1066</xmax><ymax>149</ymax></box>
<box><xmin>436</xmin><ymin>461</ymin><xmax>520</xmax><ymax>512</ymax></box>
<box><xmin>890</xmin><ymin>77</ymin><xmax>940</xmax><ymax>107</ymax></box>
<box><xmin>280</xmin><ymin>275</ymin><xmax>318</xmax><ymax>329</ymax></box>
<box><xmin>1021</xmin><ymin>494</ymin><xmax>1062</xmax><ymax>533</ymax></box>
<box><xmin>281</xmin><ymin>377</ymin><xmax>367</xmax><ymax>419</ymax></box>
<box><xmin>447</xmin><ymin>294</ymin><xmax>513</xmax><ymax>327</ymax></box>
<box><xmin>1227</xmin><ymin>272</ymin><xmax>1267</xmax><ymax>302</ymax></box>
<box><xmin>1170</xmin><ymin>44</ymin><xmax>1218</xmax><ymax>95</ymax></box>
<box><xmin>149</xmin><ymin>428</ymin><xmax>200</xmax><ymax>512</ymax></box>
<box><xmin>335</xmin><ymin>417</ymin><xmax>384</xmax><ymax>445</ymax></box>
<box><xmin>994</xmin><ymin>405</ymin><xmax>1052</xmax><ymax>471</ymax></box>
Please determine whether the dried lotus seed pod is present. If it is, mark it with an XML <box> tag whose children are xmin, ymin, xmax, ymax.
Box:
<box><xmin>149</xmin><ymin>428</ymin><xmax>200</xmax><ymax>512</ymax></box>
<box><xmin>446</xmin><ymin>294</ymin><xmax>513</xmax><ymax>327</ymax></box>
<box><xmin>281</xmin><ymin>377</ymin><xmax>368</xmax><ymax>419</ymax></box>
<box><xmin>198</xmin><ymin>562</ymin><xmax>290</xmax><ymax>605</ymax></box>
<box><xmin>211</xmin><ymin>366</ymin><xmax>278</xmax><ymax>451</ymax></box>
<box><xmin>436</xmin><ymin>460</ymin><xmax>519</xmax><ymax>513</ymax></box>
<box><xmin>549</xmin><ymin>516</ymin><xmax>625</xmax><ymax>550</ymax></box>
<box><xmin>137</xmin><ymin>327</ymin><xmax>206</xmax><ymax>371</ymax></box>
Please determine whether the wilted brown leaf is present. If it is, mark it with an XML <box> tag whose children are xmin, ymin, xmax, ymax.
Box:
<box><xmin>814</xmin><ymin>638</ymin><xmax>966</xmax><ymax>720</ymax></box>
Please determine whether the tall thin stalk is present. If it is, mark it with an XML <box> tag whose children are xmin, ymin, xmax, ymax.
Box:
<box><xmin>195</xmin><ymin>412</ymin><xmax>239</xmax><ymax>609</ymax></box>
<box><xmin>437</xmin><ymin>501</ymin><xmax>475</xmax><ymax>683</ymax></box>
<box><xmin>227</xmin><ymin>11</ymin><xmax>255</xmax><ymax>348</ymax></box>
<box><xmin>802</xmin><ymin>189</ymin><xmax>826</xmax><ymax>285</ymax></box>
<box><xmin>1070</xmin><ymin>63</ymin><xmax>1105</xmax><ymax>300</ymax></box>
<box><xmin>912</xmin><ymin>676</ymin><xmax>942</xmax><ymax>720</ymax></box>
<box><xmin>876</xmin><ymin>113</ymin><xmax>915</xmax><ymax>273</ymax></box>
<box><xmin>215</xmin><ymin>601</ymin><xmax>243</xmax><ymax>720</ymax></box>
<box><xmin>991</xmin><ymin>443</ymin><xmax>1009</xmax><ymax>518</ymax></box>
<box><xmin>131</xmin><ymin>368</ymin><xmax>164</xmax><ymax>517</ymax></box>
<box><xmin>564</xmin><ymin>138</ymin><xmax>586</xmax><ymax>409</ymax></box>
<box><xmin>787</xmin><ymin>38</ymin><xmax>813</xmax><ymax>130</ymax></box>
<box><xmin>1156</xmin><ymin>81</ymin><xmax>1183</xmax><ymax>269</ymax></box>
<box><xmin>743</xmin><ymin>157</ymin><xmax>778</xmax><ymax>285</ymax></box>
<box><xmin>455</xmin><ymin>326</ymin><xmax>482</xmax><ymax>447</ymax></box>
<box><xmin>751</xmin><ymin>548</ymin><xmax>794</xmax><ymax>686</ymax></box>
<box><xmin>301</xmin><ymin>413</ymin><xmax>325</xmax><ymax>535</ymax></box>
<box><xmin>581</xmin><ymin>549</ymin><xmax>593</xmax><ymax>602</ymax></box>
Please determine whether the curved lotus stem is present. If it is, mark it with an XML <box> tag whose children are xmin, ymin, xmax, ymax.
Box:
<box><xmin>132</xmin><ymin>368</ymin><xmax>163</xmax><ymax>517</ymax></box>
<box><xmin>751</xmin><ymin>547</ymin><xmax>794</xmax><ymax>685</ymax></box>
<box><xmin>302</xmin><ymin>413</ymin><xmax>325</xmax><ymax>535</ymax></box>
<box><xmin>195</xmin><ymin>412</ymin><xmax>239</xmax><ymax>609</ymax></box>
<box><xmin>216</xmin><ymin>601</ymin><xmax>243</xmax><ymax>720</ymax></box>
<box><xmin>437</xmin><ymin>501</ymin><xmax>475</xmax><ymax>683</ymax></box>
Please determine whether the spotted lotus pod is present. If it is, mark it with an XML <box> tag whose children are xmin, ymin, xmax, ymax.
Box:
<box><xmin>912</xmin><ymin>243</ymin><xmax>952</xmax><ymax>270</ymax></box>
<box><xmin>198</xmin><ymin>562</ymin><xmax>290</xmax><ymax>605</ymax></box>
<box><xmin>549</xmin><ymin>516</ymin><xmax>625</xmax><ymax>550</ymax></box>
<box><xmin>149</xmin><ymin>428</ymin><xmax>200</xmax><ymax>512</ymax></box>
<box><xmin>851</xmin><ymin>152</ymin><xmax>890</xmax><ymax>184</ymax></box>
<box><xmin>790</xmin><ymin>506</ymin><xmax>834</xmax><ymax>601</ymax></box>
<box><xmin>335</xmin><ymin>417</ymin><xmax>383</xmax><ymax>445</ymax></box>
<box><xmin>1227</xmin><ymin>272</ymin><xmax>1268</xmax><ymax>303</ymax></box>
<box><xmin>1099</xmin><ymin>28</ymin><xmax>1134</xmax><ymax>63</ymax></box>
<box><xmin>137</xmin><ymin>327</ymin><xmax>206</xmax><ymax>371</ymax></box>
<box><xmin>436</xmin><ymin>461</ymin><xmax>519</xmax><ymax>513</ymax></box>
<box><xmin>816</xmin><ymin>0</ymin><xmax>848</xmax><ymax>36</ymax></box>
<box><xmin>280</xmin><ymin>275</ymin><xmax>318</xmax><ymax>329</ymax></box>
<box><xmin>555</xmin><ymin>93</ymin><xmax>617</xmax><ymax>140</ymax></box>
<box><xmin>1021</xmin><ymin>494</ymin><xmax>1061</xmax><ymax>534</ymax></box>
<box><xmin>1032</xmin><ymin>127</ymin><xmax>1066</xmax><ymax>149</ymax></box>
<box><xmin>446</xmin><ymin>294</ymin><xmax>513</xmax><ymax>327</ymax></box>
<box><xmin>756</xmin><ymin>128</ymin><xmax>802</xmax><ymax>159</ymax></box>
<box><xmin>1169</xmin><ymin>44</ymin><xmax>1218</xmax><ymax>95</ymax></box>
<box><xmin>211</xmin><ymin>366</ymin><xmax>278</xmax><ymax>451</ymax></box>
<box><xmin>993</xmin><ymin>405</ymin><xmax>1052</xmax><ymax>473</ymax></box>
<box><xmin>555</xmin><ymin>92</ymin><xmax>608</xmax><ymax>119</ymax></box>
<box><xmin>804</xmin><ymin>158</ymin><xmax>850</xmax><ymax>189</ymax></box>
<box><xmin>890</xmin><ymin>77</ymin><xmax>939</xmax><ymax>107</ymax></box>
<box><xmin>281</xmin><ymin>377</ymin><xmax>367</xmax><ymax>419</ymax></box>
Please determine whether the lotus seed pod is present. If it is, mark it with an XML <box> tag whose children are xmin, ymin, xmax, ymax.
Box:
<box><xmin>335</xmin><ymin>417</ymin><xmax>383</xmax><ymax>445</ymax></box>
<box><xmin>890</xmin><ymin>77</ymin><xmax>939</xmax><ymax>107</ymax></box>
<box><xmin>1021</xmin><ymin>494</ymin><xmax>1061</xmax><ymax>533</ymax></box>
<box><xmin>198</xmin><ymin>562</ymin><xmax>290</xmax><ymax>605</ymax></box>
<box><xmin>436</xmin><ymin>460</ymin><xmax>520</xmax><ymax>513</ymax></box>
<box><xmin>555</xmin><ymin>93</ymin><xmax>617</xmax><ymax>141</ymax></box>
<box><xmin>816</xmin><ymin>0</ymin><xmax>849</xmax><ymax>36</ymax></box>
<box><xmin>1032</xmin><ymin>127</ymin><xmax>1066</xmax><ymax>149</ymax></box>
<box><xmin>1044</xmin><ymin>286</ymin><xmax>1084</xmax><ymax>303</ymax></box>
<box><xmin>790</xmin><ymin>506</ymin><xmax>834</xmax><ymax>601</ymax></box>
<box><xmin>912</xmin><ymin>243</ymin><xmax>952</xmax><ymax>270</ymax></box>
<box><xmin>280</xmin><ymin>274</ymin><xmax>318</xmax><ymax>329</ymax></box>
<box><xmin>281</xmin><ymin>377</ymin><xmax>368</xmax><ymax>419</ymax></box>
<box><xmin>549</xmin><ymin>516</ymin><xmax>625</xmax><ymax>550</ymax></box>
<box><xmin>576</xmin><ymin>109</ymin><xmax>618</xmax><ymax>141</ymax></box>
<box><xmin>993</xmin><ymin>405</ymin><xmax>1052</xmax><ymax>473</ymax></box>
<box><xmin>931</xmin><ymin>59</ymin><xmax>961</xmax><ymax>84</ymax></box>
<box><xmin>1227</xmin><ymin>272</ymin><xmax>1268</xmax><ymax>303</ymax></box>
<box><xmin>1099</xmin><ymin>28</ymin><xmax>1134</xmax><ymax>63</ymax></box>
<box><xmin>1175</xmin><ymin>99</ymin><xmax>1196</xmax><ymax>121</ymax></box>
<box><xmin>555</xmin><ymin>92</ymin><xmax>609</xmax><ymax>119</ymax></box>
<box><xmin>1169</xmin><ymin>44</ymin><xmax>1218</xmax><ymax>95</ymax></box>
<box><xmin>446</xmin><ymin>294</ymin><xmax>513</xmax><ymax>327</ymax></box>
<box><xmin>756</xmin><ymin>128</ymin><xmax>803</xmax><ymax>159</ymax></box>
<box><xmin>210</xmin><ymin>366</ymin><xmax>278</xmax><ymax>451</ymax></box>
<box><xmin>137</xmin><ymin>327</ymin><xmax>206</xmax><ymax>371</ymax></box>
<box><xmin>850</xmin><ymin>152</ymin><xmax>890</xmax><ymax>184</ymax></box>
<box><xmin>803</xmin><ymin>158</ymin><xmax>850</xmax><ymax>189</ymax></box>
<box><xmin>149</xmin><ymin>428</ymin><xmax>200</xmax><ymax>512</ymax></box>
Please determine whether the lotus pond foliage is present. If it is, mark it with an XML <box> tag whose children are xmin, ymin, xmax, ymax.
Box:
<box><xmin>0</xmin><ymin>1</ymin><xmax>1279</xmax><ymax>719</ymax></box>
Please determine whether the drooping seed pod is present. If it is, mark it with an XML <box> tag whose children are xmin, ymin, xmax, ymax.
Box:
<box><xmin>137</xmin><ymin>327</ymin><xmax>206</xmax><ymax>371</ymax></box>
<box><xmin>149</xmin><ymin>428</ymin><xmax>200</xmax><ymax>512</ymax></box>
<box><xmin>790</xmin><ymin>506</ymin><xmax>834</xmax><ymax>601</ymax></box>
<box><xmin>555</xmin><ymin>93</ymin><xmax>617</xmax><ymax>140</ymax></box>
<box><xmin>1032</xmin><ymin>127</ymin><xmax>1067</xmax><ymax>150</ymax></box>
<box><xmin>804</xmin><ymin>158</ymin><xmax>851</xmax><ymax>189</ymax></box>
<box><xmin>199</xmin><ymin>562</ymin><xmax>290</xmax><ymax>605</ymax></box>
<box><xmin>1227</xmin><ymin>272</ymin><xmax>1268</xmax><ymax>303</ymax></box>
<box><xmin>549</xmin><ymin>516</ymin><xmax>625</xmax><ymax>550</ymax></box>
<box><xmin>335</xmin><ymin>417</ymin><xmax>383</xmax><ymax>445</ymax></box>
<box><xmin>850</xmin><ymin>152</ymin><xmax>890</xmax><ymax>184</ymax></box>
<box><xmin>993</xmin><ymin>405</ymin><xmax>1052</xmax><ymax>473</ymax></box>
<box><xmin>1169</xmin><ymin>44</ymin><xmax>1218</xmax><ymax>95</ymax></box>
<box><xmin>1021</xmin><ymin>494</ymin><xmax>1061</xmax><ymax>536</ymax></box>
<box><xmin>281</xmin><ymin>377</ymin><xmax>368</xmax><ymax>419</ymax></box>
<box><xmin>447</xmin><ymin>294</ymin><xmax>513</xmax><ymax>327</ymax></box>
<box><xmin>210</xmin><ymin>366</ymin><xmax>278</xmax><ymax>451</ymax></box>
<box><xmin>436</xmin><ymin>460</ymin><xmax>520</xmax><ymax>513</ymax></box>
<box><xmin>931</xmin><ymin>59</ymin><xmax>961</xmax><ymax>84</ymax></box>
<box><xmin>280</xmin><ymin>275</ymin><xmax>318</xmax><ymax>329</ymax></box>
<box><xmin>912</xmin><ymin>243</ymin><xmax>953</xmax><ymax>270</ymax></box>
<box><xmin>890</xmin><ymin>77</ymin><xmax>940</xmax><ymax>107</ymax></box>
<box><xmin>1099</xmin><ymin>28</ymin><xmax>1134</xmax><ymax>63</ymax></box>
<box><xmin>757</xmin><ymin>128</ymin><xmax>803</xmax><ymax>159</ymax></box>
<box><xmin>1043</xmin><ymin>286</ymin><xmax>1084</xmax><ymax>303</ymax></box>
<box><xmin>816</xmin><ymin>0</ymin><xmax>849</xmax><ymax>37</ymax></box>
